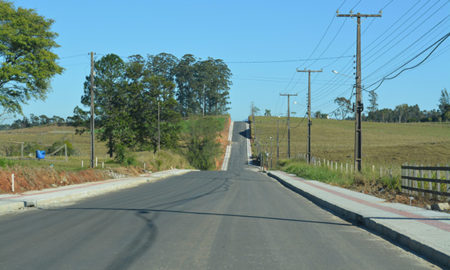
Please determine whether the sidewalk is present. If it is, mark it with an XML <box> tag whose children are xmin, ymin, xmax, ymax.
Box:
<box><xmin>268</xmin><ymin>170</ymin><xmax>450</xmax><ymax>268</ymax></box>
<box><xmin>0</xmin><ymin>169</ymin><xmax>193</xmax><ymax>214</ymax></box>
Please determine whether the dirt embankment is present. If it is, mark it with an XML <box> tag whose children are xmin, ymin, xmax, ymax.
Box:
<box><xmin>216</xmin><ymin>116</ymin><xmax>231</xmax><ymax>170</ymax></box>
<box><xmin>0</xmin><ymin>167</ymin><xmax>142</xmax><ymax>194</ymax></box>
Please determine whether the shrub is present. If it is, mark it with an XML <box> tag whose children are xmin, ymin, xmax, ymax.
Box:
<box><xmin>185</xmin><ymin>117</ymin><xmax>223</xmax><ymax>170</ymax></box>
<box><xmin>0</xmin><ymin>157</ymin><xmax>16</xmax><ymax>167</ymax></box>
<box><xmin>47</xmin><ymin>140</ymin><xmax>76</xmax><ymax>156</ymax></box>
<box><xmin>114</xmin><ymin>144</ymin><xmax>137</xmax><ymax>166</ymax></box>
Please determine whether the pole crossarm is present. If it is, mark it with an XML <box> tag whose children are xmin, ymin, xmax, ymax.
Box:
<box><xmin>336</xmin><ymin>11</ymin><xmax>382</xmax><ymax>18</ymax></box>
<box><xmin>296</xmin><ymin>68</ymin><xmax>323</xmax><ymax>73</ymax></box>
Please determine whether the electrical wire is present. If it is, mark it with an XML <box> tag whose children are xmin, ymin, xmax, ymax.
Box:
<box><xmin>366</xmin><ymin>32</ymin><xmax>450</xmax><ymax>92</ymax></box>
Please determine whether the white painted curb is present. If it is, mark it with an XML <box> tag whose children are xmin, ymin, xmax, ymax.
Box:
<box><xmin>221</xmin><ymin>121</ymin><xmax>233</xmax><ymax>171</ymax></box>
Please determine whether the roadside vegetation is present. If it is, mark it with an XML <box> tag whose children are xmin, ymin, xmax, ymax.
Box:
<box><xmin>0</xmin><ymin>115</ymin><xmax>230</xmax><ymax>193</ymax></box>
<box><xmin>251</xmin><ymin>115</ymin><xmax>449</xmax><ymax>205</ymax></box>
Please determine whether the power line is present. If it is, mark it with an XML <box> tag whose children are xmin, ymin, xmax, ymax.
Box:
<box><xmin>364</xmin><ymin>14</ymin><xmax>450</xmax><ymax>82</ymax></box>
<box><xmin>366</xmin><ymin>32</ymin><xmax>450</xmax><ymax>92</ymax></box>
<box><xmin>225</xmin><ymin>55</ymin><xmax>353</xmax><ymax>64</ymax></box>
<box><xmin>363</xmin><ymin>0</ymin><xmax>446</xmax><ymax>67</ymax></box>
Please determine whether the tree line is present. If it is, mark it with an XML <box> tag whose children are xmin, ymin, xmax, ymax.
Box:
<box><xmin>0</xmin><ymin>114</ymin><xmax>70</xmax><ymax>130</ymax></box>
<box><xmin>331</xmin><ymin>89</ymin><xmax>449</xmax><ymax>122</ymax></box>
<box><xmin>71</xmin><ymin>53</ymin><xmax>231</xmax><ymax>158</ymax></box>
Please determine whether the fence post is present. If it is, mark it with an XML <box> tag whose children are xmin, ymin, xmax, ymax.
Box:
<box><xmin>95</xmin><ymin>157</ymin><xmax>98</xmax><ymax>168</ymax></box>
<box><xmin>102</xmin><ymin>162</ymin><xmax>104</xmax><ymax>169</ymax></box>
<box><xmin>405</xmin><ymin>163</ymin><xmax>409</xmax><ymax>194</ymax></box>
<box><xmin>81</xmin><ymin>160</ymin><xmax>84</xmax><ymax>168</ymax></box>
<box><xmin>11</xmin><ymin>174</ymin><xmax>14</xmax><ymax>193</ymax></box>
<box><xmin>428</xmin><ymin>170</ymin><xmax>433</xmax><ymax>200</ymax></box>
<box><xmin>372</xmin><ymin>165</ymin><xmax>375</xmax><ymax>172</ymax></box>
<box><xmin>401</xmin><ymin>164</ymin><xmax>404</xmax><ymax>194</ymax></box>
<box><xmin>446</xmin><ymin>165</ymin><xmax>449</xmax><ymax>201</ymax></box>
<box><xmin>340</xmin><ymin>163</ymin><xmax>343</xmax><ymax>172</ymax></box>
<box><xmin>413</xmin><ymin>166</ymin><xmax>418</xmax><ymax>196</ymax></box>
<box><xmin>346</xmin><ymin>163</ymin><xmax>348</xmax><ymax>174</ymax></box>
<box><xmin>335</xmin><ymin>162</ymin><xmax>338</xmax><ymax>171</ymax></box>
<box><xmin>419</xmin><ymin>165</ymin><xmax>424</xmax><ymax>197</ymax></box>
<box><xmin>407</xmin><ymin>164</ymin><xmax>412</xmax><ymax>195</ymax></box>
<box><xmin>436</xmin><ymin>165</ymin><xmax>441</xmax><ymax>201</ymax></box>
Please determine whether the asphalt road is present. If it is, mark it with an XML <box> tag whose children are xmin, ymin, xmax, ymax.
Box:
<box><xmin>0</xmin><ymin>122</ymin><xmax>437</xmax><ymax>269</ymax></box>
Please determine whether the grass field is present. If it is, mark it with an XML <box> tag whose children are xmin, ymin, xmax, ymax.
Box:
<box><xmin>252</xmin><ymin>116</ymin><xmax>450</xmax><ymax>168</ymax></box>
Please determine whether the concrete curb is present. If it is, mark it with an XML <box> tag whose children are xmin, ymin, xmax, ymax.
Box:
<box><xmin>0</xmin><ymin>169</ymin><xmax>193</xmax><ymax>214</ymax></box>
<box><xmin>267</xmin><ymin>171</ymin><xmax>450</xmax><ymax>268</ymax></box>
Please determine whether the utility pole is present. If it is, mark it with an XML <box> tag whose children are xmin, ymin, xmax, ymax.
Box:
<box><xmin>270</xmin><ymin>137</ymin><xmax>273</xmax><ymax>169</ymax></box>
<box><xmin>202</xmin><ymin>85</ymin><xmax>206</xmax><ymax>117</ymax></box>
<box><xmin>158</xmin><ymin>101</ymin><xmax>161</xmax><ymax>152</ymax></box>
<box><xmin>251</xmin><ymin>102</ymin><xmax>256</xmax><ymax>140</ymax></box>
<box><xmin>89</xmin><ymin>52</ymin><xmax>95</xmax><ymax>168</ymax></box>
<box><xmin>276</xmin><ymin>116</ymin><xmax>280</xmax><ymax>161</ymax></box>
<box><xmin>296</xmin><ymin>68</ymin><xmax>322</xmax><ymax>164</ymax></box>
<box><xmin>337</xmin><ymin>10</ymin><xmax>381</xmax><ymax>172</ymax></box>
<box><xmin>280</xmin><ymin>93</ymin><xmax>297</xmax><ymax>159</ymax></box>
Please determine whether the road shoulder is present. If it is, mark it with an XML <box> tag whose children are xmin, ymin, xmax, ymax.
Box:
<box><xmin>0</xmin><ymin>169</ymin><xmax>194</xmax><ymax>215</ymax></box>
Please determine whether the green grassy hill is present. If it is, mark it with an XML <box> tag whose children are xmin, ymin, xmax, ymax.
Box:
<box><xmin>251</xmin><ymin>116</ymin><xmax>450</xmax><ymax>167</ymax></box>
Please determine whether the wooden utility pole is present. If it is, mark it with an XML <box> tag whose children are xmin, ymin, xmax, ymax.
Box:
<box><xmin>89</xmin><ymin>52</ymin><xmax>95</xmax><ymax>168</ymax></box>
<box><xmin>158</xmin><ymin>101</ymin><xmax>161</xmax><ymax>152</ymax></box>
<box><xmin>280</xmin><ymin>93</ymin><xmax>297</xmax><ymax>159</ymax></box>
<box><xmin>296</xmin><ymin>68</ymin><xmax>322</xmax><ymax>164</ymax></box>
<box><xmin>337</xmin><ymin>11</ymin><xmax>381</xmax><ymax>172</ymax></box>
<box><xmin>251</xmin><ymin>102</ymin><xmax>256</xmax><ymax>140</ymax></box>
<box><xmin>276</xmin><ymin>116</ymin><xmax>280</xmax><ymax>161</ymax></box>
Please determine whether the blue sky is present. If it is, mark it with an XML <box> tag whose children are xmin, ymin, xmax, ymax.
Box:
<box><xmin>9</xmin><ymin>0</ymin><xmax>450</xmax><ymax>121</ymax></box>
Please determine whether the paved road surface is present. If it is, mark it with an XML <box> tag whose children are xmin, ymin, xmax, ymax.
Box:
<box><xmin>0</xmin><ymin>122</ymin><xmax>437</xmax><ymax>269</ymax></box>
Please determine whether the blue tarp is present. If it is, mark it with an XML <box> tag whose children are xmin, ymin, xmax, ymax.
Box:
<box><xmin>36</xmin><ymin>150</ymin><xmax>46</xmax><ymax>160</ymax></box>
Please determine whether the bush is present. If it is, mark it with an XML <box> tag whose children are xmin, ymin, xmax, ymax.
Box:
<box><xmin>114</xmin><ymin>144</ymin><xmax>137</xmax><ymax>166</ymax></box>
<box><xmin>47</xmin><ymin>140</ymin><xmax>76</xmax><ymax>156</ymax></box>
<box><xmin>0</xmin><ymin>157</ymin><xmax>16</xmax><ymax>167</ymax></box>
<box><xmin>185</xmin><ymin>117</ymin><xmax>223</xmax><ymax>170</ymax></box>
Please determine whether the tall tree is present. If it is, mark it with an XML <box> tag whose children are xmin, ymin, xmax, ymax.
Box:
<box><xmin>0</xmin><ymin>1</ymin><xmax>63</xmax><ymax>115</ymax></box>
<box><xmin>174</xmin><ymin>54</ymin><xmax>197</xmax><ymax>116</ymax></box>
<box><xmin>81</xmin><ymin>53</ymin><xmax>134</xmax><ymax>157</ymax></box>
<box><xmin>334</xmin><ymin>97</ymin><xmax>351</xmax><ymax>120</ymax></box>
<box><xmin>367</xmin><ymin>90</ymin><xmax>378</xmax><ymax>113</ymax></box>
<box><xmin>175</xmin><ymin>55</ymin><xmax>231</xmax><ymax>116</ymax></box>
<box><xmin>438</xmin><ymin>88</ymin><xmax>449</xmax><ymax>121</ymax></box>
